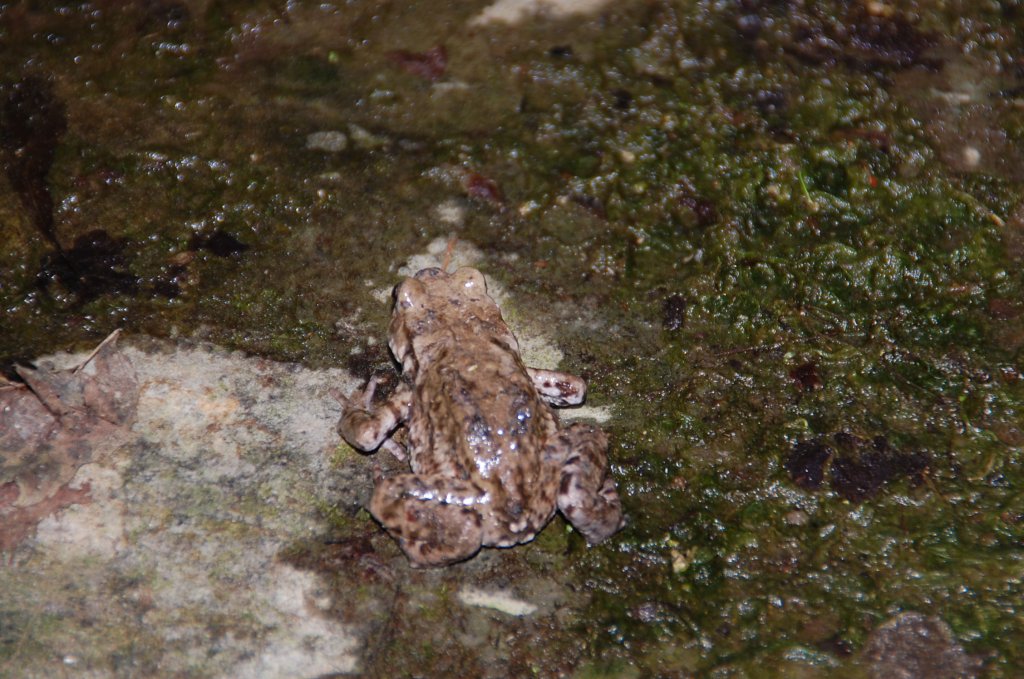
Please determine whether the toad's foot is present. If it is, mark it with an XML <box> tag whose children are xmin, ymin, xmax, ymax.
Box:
<box><xmin>370</xmin><ymin>474</ymin><xmax>487</xmax><ymax>567</ymax></box>
<box><xmin>379</xmin><ymin>438</ymin><xmax>407</xmax><ymax>462</ymax></box>
<box><xmin>545</xmin><ymin>422</ymin><xmax>625</xmax><ymax>544</ymax></box>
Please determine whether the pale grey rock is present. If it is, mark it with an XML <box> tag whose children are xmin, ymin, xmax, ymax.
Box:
<box><xmin>1</xmin><ymin>339</ymin><xmax>365</xmax><ymax>678</ymax></box>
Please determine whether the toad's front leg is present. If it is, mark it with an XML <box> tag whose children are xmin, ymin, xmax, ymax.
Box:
<box><xmin>544</xmin><ymin>423</ymin><xmax>625</xmax><ymax>544</ymax></box>
<box><xmin>527</xmin><ymin>368</ymin><xmax>587</xmax><ymax>407</ymax></box>
<box><xmin>334</xmin><ymin>378</ymin><xmax>412</xmax><ymax>457</ymax></box>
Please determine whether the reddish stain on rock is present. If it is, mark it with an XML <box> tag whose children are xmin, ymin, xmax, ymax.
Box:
<box><xmin>0</xmin><ymin>481</ymin><xmax>19</xmax><ymax>509</ymax></box>
<box><xmin>386</xmin><ymin>45</ymin><xmax>448</xmax><ymax>81</ymax></box>
<box><xmin>0</xmin><ymin>482</ymin><xmax>92</xmax><ymax>559</ymax></box>
<box><xmin>462</xmin><ymin>172</ymin><xmax>504</xmax><ymax>205</ymax></box>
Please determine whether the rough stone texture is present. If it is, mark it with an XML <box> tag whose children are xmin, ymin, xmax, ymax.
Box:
<box><xmin>1</xmin><ymin>339</ymin><xmax>363</xmax><ymax>677</ymax></box>
<box><xmin>860</xmin><ymin>612</ymin><xmax>982</xmax><ymax>679</ymax></box>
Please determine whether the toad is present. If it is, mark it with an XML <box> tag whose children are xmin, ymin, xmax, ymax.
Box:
<box><xmin>336</xmin><ymin>266</ymin><xmax>624</xmax><ymax>567</ymax></box>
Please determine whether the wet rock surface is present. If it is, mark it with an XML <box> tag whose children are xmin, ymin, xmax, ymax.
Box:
<box><xmin>860</xmin><ymin>612</ymin><xmax>983</xmax><ymax>679</ymax></box>
<box><xmin>2</xmin><ymin>0</ymin><xmax>1023</xmax><ymax>675</ymax></box>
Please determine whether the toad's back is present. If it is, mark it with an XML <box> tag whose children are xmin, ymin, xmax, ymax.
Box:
<box><xmin>408</xmin><ymin>337</ymin><xmax>556</xmax><ymax>482</ymax></box>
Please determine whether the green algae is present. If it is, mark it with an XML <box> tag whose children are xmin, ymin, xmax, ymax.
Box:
<box><xmin>2</xmin><ymin>0</ymin><xmax>1023</xmax><ymax>676</ymax></box>
<box><xmin>438</xmin><ymin>2</ymin><xmax>1023</xmax><ymax>675</ymax></box>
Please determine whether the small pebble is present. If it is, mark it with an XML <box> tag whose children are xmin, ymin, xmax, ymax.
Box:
<box><xmin>962</xmin><ymin>145</ymin><xmax>981</xmax><ymax>169</ymax></box>
<box><xmin>305</xmin><ymin>131</ymin><xmax>348</xmax><ymax>152</ymax></box>
<box><xmin>785</xmin><ymin>510</ymin><xmax>809</xmax><ymax>526</ymax></box>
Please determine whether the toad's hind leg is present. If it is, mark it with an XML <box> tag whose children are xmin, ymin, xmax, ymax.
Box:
<box><xmin>546</xmin><ymin>423</ymin><xmax>625</xmax><ymax>545</ymax></box>
<box><xmin>370</xmin><ymin>474</ymin><xmax>485</xmax><ymax>567</ymax></box>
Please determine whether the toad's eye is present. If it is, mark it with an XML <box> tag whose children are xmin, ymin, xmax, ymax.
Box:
<box><xmin>393</xmin><ymin>286</ymin><xmax>413</xmax><ymax>309</ymax></box>
<box><xmin>414</xmin><ymin>267</ymin><xmax>444</xmax><ymax>280</ymax></box>
<box><xmin>452</xmin><ymin>267</ymin><xmax>486</xmax><ymax>291</ymax></box>
<box><xmin>393</xmin><ymin>277</ymin><xmax>427</xmax><ymax>310</ymax></box>
<box><xmin>395</xmin><ymin>284</ymin><xmax>419</xmax><ymax>309</ymax></box>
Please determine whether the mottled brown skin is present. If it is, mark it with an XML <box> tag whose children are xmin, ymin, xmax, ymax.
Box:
<box><xmin>337</xmin><ymin>266</ymin><xmax>624</xmax><ymax>567</ymax></box>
